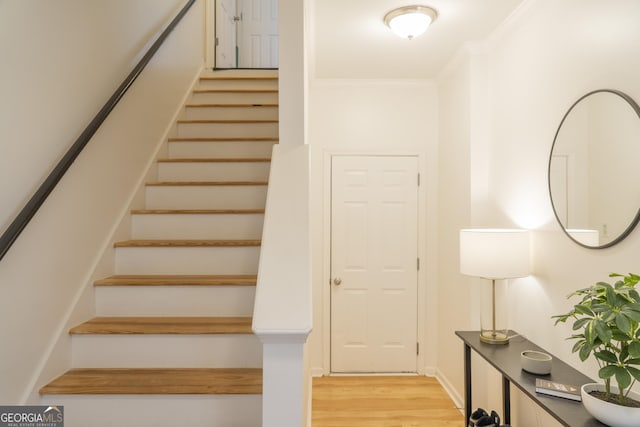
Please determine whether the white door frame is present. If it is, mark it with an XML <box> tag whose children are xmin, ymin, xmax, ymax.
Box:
<box><xmin>208</xmin><ymin>0</ymin><xmax>237</xmax><ymax>69</ymax></box>
<box><xmin>205</xmin><ymin>0</ymin><xmax>215</xmax><ymax>69</ymax></box>
<box><xmin>321</xmin><ymin>151</ymin><xmax>429</xmax><ymax>376</ymax></box>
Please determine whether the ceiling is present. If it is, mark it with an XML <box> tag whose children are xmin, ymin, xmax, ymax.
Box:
<box><xmin>311</xmin><ymin>0</ymin><xmax>526</xmax><ymax>79</ymax></box>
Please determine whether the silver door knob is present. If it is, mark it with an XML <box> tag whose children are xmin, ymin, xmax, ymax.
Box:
<box><xmin>333</xmin><ymin>277</ymin><xmax>342</xmax><ymax>286</ymax></box>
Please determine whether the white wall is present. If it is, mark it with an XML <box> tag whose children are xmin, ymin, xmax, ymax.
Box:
<box><xmin>0</xmin><ymin>0</ymin><xmax>187</xmax><ymax>231</ymax></box>
<box><xmin>278</xmin><ymin>0</ymin><xmax>307</xmax><ymax>147</ymax></box>
<box><xmin>436</xmin><ymin>54</ymin><xmax>473</xmax><ymax>406</ymax></box>
<box><xmin>438</xmin><ymin>0</ymin><xmax>640</xmax><ymax>424</ymax></box>
<box><xmin>0</xmin><ymin>0</ymin><xmax>204</xmax><ymax>403</ymax></box>
<box><xmin>307</xmin><ymin>79</ymin><xmax>439</xmax><ymax>376</ymax></box>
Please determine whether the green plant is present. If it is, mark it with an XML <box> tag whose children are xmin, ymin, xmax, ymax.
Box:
<box><xmin>553</xmin><ymin>273</ymin><xmax>640</xmax><ymax>406</ymax></box>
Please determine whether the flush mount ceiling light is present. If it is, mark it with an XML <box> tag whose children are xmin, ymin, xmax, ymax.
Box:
<box><xmin>384</xmin><ymin>5</ymin><xmax>438</xmax><ymax>40</ymax></box>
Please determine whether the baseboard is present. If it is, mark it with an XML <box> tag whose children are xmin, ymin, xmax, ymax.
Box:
<box><xmin>434</xmin><ymin>368</ymin><xmax>464</xmax><ymax>413</ymax></box>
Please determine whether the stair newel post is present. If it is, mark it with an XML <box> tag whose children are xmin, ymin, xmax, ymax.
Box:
<box><xmin>256</xmin><ymin>334</ymin><xmax>311</xmax><ymax>427</ymax></box>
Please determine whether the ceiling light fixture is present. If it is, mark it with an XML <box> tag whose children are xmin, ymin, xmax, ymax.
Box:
<box><xmin>384</xmin><ymin>5</ymin><xmax>438</xmax><ymax>40</ymax></box>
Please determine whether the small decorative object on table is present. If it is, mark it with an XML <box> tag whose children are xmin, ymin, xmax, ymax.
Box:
<box><xmin>535</xmin><ymin>378</ymin><xmax>581</xmax><ymax>401</ymax></box>
<box><xmin>521</xmin><ymin>350</ymin><xmax>552</xmax><ymax>375</ymax></box>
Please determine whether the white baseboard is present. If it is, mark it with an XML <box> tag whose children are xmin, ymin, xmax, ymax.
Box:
<box><xmin>434</xmin><ymin>368</ymin><xmax>464</xmax><ymax>413</ymax></box>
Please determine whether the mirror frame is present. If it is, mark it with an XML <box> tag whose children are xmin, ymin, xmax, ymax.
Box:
<box><xmin>548</xmin><ymin>89</ymin><xmax>640</xmax><ymax>249</ymax></box>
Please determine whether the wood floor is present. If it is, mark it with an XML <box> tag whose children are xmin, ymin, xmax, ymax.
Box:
<box><xmin>312</xmin><ymin>376</ymin><xmax>463</xmax><ymax>427</ymax></box>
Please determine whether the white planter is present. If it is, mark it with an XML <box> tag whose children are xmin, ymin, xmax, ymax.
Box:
<box><xmin>581</xmin><ymin>383</ymin><xmax>640</xmax><ymax>427</ymax></box>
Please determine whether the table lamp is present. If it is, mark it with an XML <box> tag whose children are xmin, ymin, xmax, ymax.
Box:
<box><xmin>460</xmin><ymin>229</ymin><xmax>531</xmax><ymax>344</ymax></box>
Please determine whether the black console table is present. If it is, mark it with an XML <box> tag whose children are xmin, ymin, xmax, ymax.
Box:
<box><xmin>455</xmin><ymin>331</ymin><xmax>602</xmax><ymax>426</ymax></box>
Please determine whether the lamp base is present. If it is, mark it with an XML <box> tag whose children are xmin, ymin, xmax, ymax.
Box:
<box><xmin>480</xmin><ymin>330</ymin><xmax>509</xmax><ymax>345</ymax></box>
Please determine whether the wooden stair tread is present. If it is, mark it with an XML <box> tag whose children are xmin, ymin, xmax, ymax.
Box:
<box><xmin>130</xmin><ymin>209</ymin><xmax>265</xmax><ymax>215</ymax></box>
<box><xmin>167</xmin><ymin>136</ymin><xmax>278</xmax><ymax>142</ymax></box>
<box><xmin>193</xmin><ymin>89</ymin><xmax>277</xmax><ymax>93</ymax></box>
<box><xmin>177</xmin><ymin>119</ymin><xmax>278</xmax><ymax>124</ymax></box>
<box><xmin>157</xmin><ymin>158</ymin><xmax>271</xmax><ymax>163</ymax></box>
<box><xmin>69</xmin><ymin>316</ymin><xmax>253</xmax><ymax>335</ymax></box>
<box><xmin>185</xmin><ymin>103</ymin><xmax>278</xmax><ymax>108</ymax></box>
<box><xmin>40</xmin><ymin>368</ymin><xmax>262</xmax><ymax>395</ymax></box>
<box><xmin>145</xmin><ymin>181</ymin><xmax>268</xmax><ymax>186</ymax></box>
<box><xmin>200</xmin><ymin>75</ymin><xmax>277</xmax><ymax>80</ymax></box>
<box><xmin>95</xmin><ymin>274</ymin><xmax>257</xmax><ymax>287</ymax></box>
<box><xmin>114</xmin><ymin>239</ymin><xmax>261</xmax><ymax>248</ymax></box>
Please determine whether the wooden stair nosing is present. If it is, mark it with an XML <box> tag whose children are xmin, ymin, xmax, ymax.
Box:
<box><xmin>94</xmin><ymin>274</ymin><xmax>258</xmax><ymax>287</ymax></box>
<box><xmin>185</xmin><ymin>103</ymin><xmax>278</xmax><ymax>108</ymax></box>
<box><xmin>69</xmin><ymin>316</ymin><xmax>254</xmax><ymax>335</ymax></box>
<box><xmin>130</xmin><ymin>209</ymin><xmax>265</xmax><ymax>215</ymax></box>
<box><xmin>156</xmin><ymin>158</ymin><xmax>271</xmax><ymax>163</ymax></box>
<box><xmin>113</xmin><ymin>239</ymin><xmax>261</xmax><ymax>248</ymax></box>
<box><xmin>145</xmin><ymin>181</ymin><xmax>268</xmax><ymax>187</ymax></box>
<box><xmin>200</xmin><ymin>75</ymin><xmax>278</xmax><ymax>81</ymax></box>
<box><xmin>167</xmin><ymin>136</ymin><xmax>278</xmax><ymax>142</ymax></box>
<box><xmin>39</xmin><ymin>368</ymin><xmax>262</xmax><ymax>395</ymax></box>
<box><xmin>193</xmin><ymin>89</ymin><xmax>278</xmax><ymax>94</ymax></box>
<box><xmin>177</xmin><ymin>119</ymin><xmax>278</xmax><ymax>124</ymax></box>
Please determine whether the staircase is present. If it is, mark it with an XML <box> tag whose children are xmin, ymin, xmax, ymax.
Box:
<box><xmin>40</xmin><ymin>70</ymin><xmax>279</xmax><ymax>427</ymax></box>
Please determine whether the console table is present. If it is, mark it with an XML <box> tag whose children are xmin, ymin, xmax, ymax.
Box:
<box><xmin>455</xmin><ymin>331</ymin><xmax>602</xmax><ymax>426</ymax></box>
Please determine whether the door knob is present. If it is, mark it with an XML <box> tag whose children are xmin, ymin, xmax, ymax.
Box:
<box><xmin>333</xmin><ymin>277</ymin><xmax>342</xmax><ymax>286</ymax></box>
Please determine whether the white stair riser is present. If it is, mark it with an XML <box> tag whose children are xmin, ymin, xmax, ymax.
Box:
<box><xmin>96</xmin><ymin>285</ymin><xmax>256</xmax><ymax>316</ymax></box>
<box><xmin>168</xmin><ymin>141</ymin><xmax>276</xmax><ymax>159</ymax></box>
<box><xmin>191</xmin><ymin>91</ymin><xmax>278</xmax><ymax>104</ymax></box>
<box><xmin>183</xmin><ymin>106</ymin><xmax>278</xmax><ymax>121</ymax></box>
<box><xmin>132</xmin><ymin>213</ymin><xmax>264</xmax><ymax>240</ymax></box>
<box><xmin>40</xmin><ymin>395</ymin><xmax>261</xmax><ymax>427</ymax></box>
<box><xmin>145</xmin><ymin>185</ymin><xmax>267</xmax><ymax>210</ymax></box>
<box><xmin>157</xmin><ymin>162</ymin><xmax>270</xmax><ymax>182</ymax></box>
<box><xmin>197</xmin><ymin>79</ymin><xmax>278</xmax><ymax>90</ymax></box>
<box><xmin>176</xmin><ymin>122</ymin><xmax>278</xmax><ymax>139</ymax></box>
<box><xmin>115</xmin><ymin>246</ymin><xmax>260</xmax><ymax>275</ymax></box>
<box><xmin>71</xmin><ymin>335</ymin><xmax>262</xmax><ymax>368</ymax></box>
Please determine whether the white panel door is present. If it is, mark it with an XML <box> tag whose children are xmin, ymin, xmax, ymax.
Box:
<box><xmin>331</xmin><ymin>156</ymin><xmax>419</xmax><ymax>373</ymax></box>
<box><xmin>215</xmin><ymin>0</ymin><xmax>237</xmax><ymax>68</ymax></box>
<box><xmin>237</xmin><ymin>0</ymin><xmax>278</xmax><ymax>68</ymax></box>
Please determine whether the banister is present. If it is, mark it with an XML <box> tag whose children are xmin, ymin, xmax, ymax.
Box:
<box><xmin>0</xmin><ymin>0</ymin><xmax>196</xmax><ymax>262</ymax></box>
<box><xmin>253</xmin><ymin>144</ymin><xmax>312</xmax><ymax>427</ymax></box>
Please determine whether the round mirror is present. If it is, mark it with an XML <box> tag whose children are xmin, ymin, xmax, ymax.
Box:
<box><xmin>548</xmin><ymin>89</ymin><xmax>640</xmax><ymax>248</ymax></box>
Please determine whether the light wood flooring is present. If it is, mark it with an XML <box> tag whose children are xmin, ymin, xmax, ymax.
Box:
<box><xmin>312</xmin><ymin>376</ymin><xmax>463</xmax><ymax>427</ymax></box>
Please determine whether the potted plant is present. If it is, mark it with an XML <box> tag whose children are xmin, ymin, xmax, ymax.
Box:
<box><xmin>553</xmin><ymin>273</ymin><xmax>640</xmax><ymax>427</ymax></box>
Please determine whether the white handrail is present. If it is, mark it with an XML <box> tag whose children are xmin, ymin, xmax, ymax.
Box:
<box><xmin>252</xmin><ymin>144</ymin><xmax>312</xmax><ymax>427</ymax></box>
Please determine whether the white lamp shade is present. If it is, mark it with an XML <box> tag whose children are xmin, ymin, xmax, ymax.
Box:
<box><xmin>460</xmin><ymin>229</ymin><xmax>531</xmax><ymax>279</ymax></box>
